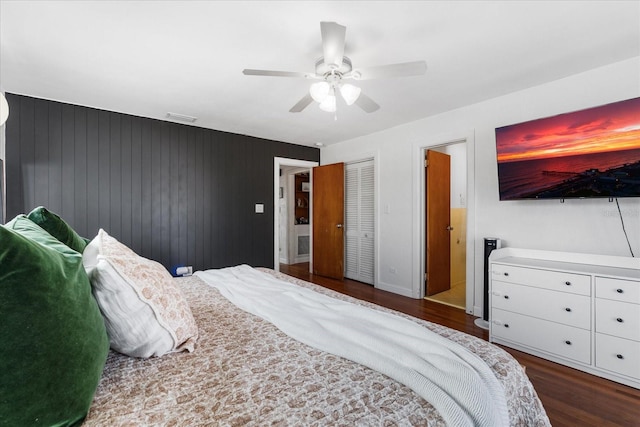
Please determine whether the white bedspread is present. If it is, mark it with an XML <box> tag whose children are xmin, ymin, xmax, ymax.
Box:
<box><xmin>195</xmin><ymin>265</ymin><xmax>509</xmax><ymax>427</ymax></box>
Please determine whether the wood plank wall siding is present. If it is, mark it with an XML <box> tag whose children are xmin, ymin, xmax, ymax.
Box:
<box><xmin>4</xmin><ymin>93</ymin><xmax>320</xmax><ymax>271</ymax></box>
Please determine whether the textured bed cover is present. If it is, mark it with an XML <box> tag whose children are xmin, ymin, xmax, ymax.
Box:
<box><xmin>85</xmin><ymin>268</ymin><xmax>550</xmax><ymax>426</ymax></box>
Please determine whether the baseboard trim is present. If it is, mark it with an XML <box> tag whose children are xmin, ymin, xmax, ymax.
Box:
<box><xmin>376</xmin><ymin>281</ymin><xmax>414</xmax><ymax>298</ymax></box>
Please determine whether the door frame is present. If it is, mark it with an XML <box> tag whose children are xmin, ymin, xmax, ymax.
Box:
<box><xmin>412</xmin><ymin>131</ymin><xmax>476</xmax><ymax>314</ymax></box>
<box><xmin>274</xmin><ymin>157</ymin><xmax>319</xmax><ymax>273</ymax></box>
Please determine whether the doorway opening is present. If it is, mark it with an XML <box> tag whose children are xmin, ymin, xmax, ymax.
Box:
<box><xmin>273</xmin><ymin>157</ymin><xmax>319</xmax><ymax>273</ymax></box>
<box><xmin>423</xmin><ymin>142</ymin><xmax>467</xmax><ymax>310</ymax></box>
<box><xmin>278</xmin><ymin>168</ymin><xmax>311</xmax><ymax>266</ymax></box>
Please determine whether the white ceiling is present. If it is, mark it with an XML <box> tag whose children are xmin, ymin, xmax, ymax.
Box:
<box><xmin>1</xmin><ymin>1</ymin><xmax>638</xmax><ymax>147</ymax></box>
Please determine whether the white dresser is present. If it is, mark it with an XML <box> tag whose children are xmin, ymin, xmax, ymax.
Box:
<box><xmin>489</xmin><ymin>247</ymin><xmax>640</xmax><ymax>389</ymax></box>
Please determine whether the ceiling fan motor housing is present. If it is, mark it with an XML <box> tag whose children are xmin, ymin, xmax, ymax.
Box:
<box><xmin>315</xmin><ymin>56</ymin><xmax>354</xmax><ymax>78</ymax></box>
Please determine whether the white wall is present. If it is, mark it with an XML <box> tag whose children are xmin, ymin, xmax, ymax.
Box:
<box><xmin>321</xmin><ymin>57</ymin><xmax>640</xmax><ymax>315</ymax></box>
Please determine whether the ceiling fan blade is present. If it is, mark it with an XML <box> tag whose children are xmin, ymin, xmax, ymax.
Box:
<box><xmin>349</xmin><ymin>61</ymin><xmax>427</xmax><ymax>80</ymax></box>
<box><xmin>320</xmin><ymin>21</ymin><xmax>346</xmax><ymax>69</ymax></box>
<box><xmin>355</xmin><ymin>93</ymin><xmax>380</xmax><ymax>113</ymax></box>
<box><xmin>289</xmin><ymin>93</ymin><xmax>314</xmax><ymax>113</ymax></box>
<box><xmin>243</xmin><ymin>69</ymin><xmax>313</xmax><ymax>78</ymax></box>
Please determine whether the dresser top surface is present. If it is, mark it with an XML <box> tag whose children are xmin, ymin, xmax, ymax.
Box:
<box><xmin>492</xmin><ymin>256</ymin><xmax>640</xmax><ymax>281</ymax></box>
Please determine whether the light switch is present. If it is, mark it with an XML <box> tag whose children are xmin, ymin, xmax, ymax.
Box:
<box><xmin>255</xmin><ymin>203</ymin><xmax>264</xmax><ymax>213</ymax></box>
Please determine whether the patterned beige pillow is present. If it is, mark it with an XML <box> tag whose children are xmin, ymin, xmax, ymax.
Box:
<box><xmin>83</xmin><ymin>229</ymin><xmax>198</xmax><ymax>358</ymax></box>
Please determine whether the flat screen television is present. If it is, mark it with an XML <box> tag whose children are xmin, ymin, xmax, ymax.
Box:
<box><xmin>495</xmin><ymin>97</ymin><xmax>640</xmax><ymax>200</ymax></box>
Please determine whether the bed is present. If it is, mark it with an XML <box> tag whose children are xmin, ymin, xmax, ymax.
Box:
<box><xmin>84</xmin><ymin>267</ymin><xmax>550</xmax><ymax>426</ymax></box>
<box><xmin>2</xmin><ymin>208</ymin><xmax>549</xmax><ymax>426</ymax></box>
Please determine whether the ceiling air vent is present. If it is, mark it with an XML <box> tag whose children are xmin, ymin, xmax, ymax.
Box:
<box><xmin>166</xmin><ymin>112</ymin><xmax>197</xmax><ymax>123</ymax></box>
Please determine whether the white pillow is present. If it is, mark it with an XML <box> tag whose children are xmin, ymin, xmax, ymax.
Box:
<box><xmin>83</xmin><ymin>229</ymin><xmax>198</xmax><ymax>358</ymax></box>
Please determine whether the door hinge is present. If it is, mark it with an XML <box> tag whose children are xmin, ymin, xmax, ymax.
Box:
<box><xmin>424</xmin><ymin>273</ymin><xmax>428</xmax><ymax>283</ymax></box>
<box><xmin>424</xmin><ymin>159</ymin><xmax>429</xmax><ymax>168</ymax></box>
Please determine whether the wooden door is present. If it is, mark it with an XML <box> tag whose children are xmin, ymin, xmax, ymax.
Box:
<box><xmin>425</xmin><ymin>150</ymin><xmax>451</xmax><ymax>296</ymax></box>
<box><xmin>312</xmin><ymin>163</ymin><xmax>344</xmax><ymax>279</ymax></box>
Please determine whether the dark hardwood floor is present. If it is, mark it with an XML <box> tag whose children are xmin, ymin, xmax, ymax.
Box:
<box><xmin>280</xmin><ymin>263</ymin><xmax>640</xmax><ymax>427</ymax></box>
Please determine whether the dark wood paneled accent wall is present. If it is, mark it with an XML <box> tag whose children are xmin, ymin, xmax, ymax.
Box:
<box><xmin>4</xmin><ymin>93</ymin><xmax>319</xmax><ymax>270</ymax></box>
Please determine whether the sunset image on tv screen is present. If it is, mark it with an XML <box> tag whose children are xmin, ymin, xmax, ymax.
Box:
<box><xmin>495</xmin><ymin>97</ymin><xmax>640</xmax><ymax>200</ymax></box>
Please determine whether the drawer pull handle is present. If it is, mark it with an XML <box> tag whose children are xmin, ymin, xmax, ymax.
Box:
<box><xmin>616</xmin><ymin>318</ymin><xmax>624</xmax><ymax>323</ymax></box>
<box><xmin>565</xmin><ymin>340</ymin><xmax>572</xmax><ymax>345</ymax></box>
<box><xmin>616</xmin><ymin>354</ymin><xmax>624</xmax><ymax>360</ymax></box>
<box><xmin>504</xmin><ymin>324</ymin><xmax>510</xmax><ymax>328</ymax></box>
<box><xmin>616</xmin><ymin>288</ymin><xmax>624</xmax><ymax>294</ymax></box>
<box><xmin>504</xmin><ymin>272</ymin><xmax>509</xmax><ymax>277</ymax></box>
<box><xmin>504</xmin><ymin>295</ymin><xmax>509</xmax><ymax>300</ymax></box>
<box><xmin>565</xmin><ymin>307</ymin><xmax>572</xmax><ymax>312</ymax></box>
<box><xmin>565</xmin><ymin>281</ymin><xmax>571</xmax><ymax>286</ymax></box>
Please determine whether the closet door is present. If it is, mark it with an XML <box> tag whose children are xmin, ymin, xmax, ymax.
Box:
<box><xmin>345</xmin><ymin>160</ymin><xmax>374</xmax><ymax>284</ymax></box>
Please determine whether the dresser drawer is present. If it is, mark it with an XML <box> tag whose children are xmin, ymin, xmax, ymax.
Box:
<box><xmin>491</xmin><ymin>264</ymin><xmax>591</xmax><ymax>296</ymax></box>
<box><xmin>595</xmin><ymin>277</ymin><xmax>640</xmax><ymax>304</ymax></box>
<box><xmin>492</xmin><ymin>281</ymin><xmax>590</xmax><ymax>329</ymax></box>
<box><xmin>595</xmin><ymin>333</ymin><xmax>640</xmax><ymax>380</ymax></box>
<box><xmin>491</xmin><ymin>308</ymin><xmax>591</xmax><ymax>364</ymax></box>
<box><xmin>596</xmin><ymin>299</ymin><xmax>640</xmax><ymax>342</ymax></box>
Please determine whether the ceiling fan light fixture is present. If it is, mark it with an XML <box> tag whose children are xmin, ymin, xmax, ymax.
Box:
<box><xmin>243</xmin><ymin>22</ymin><xmax>421</xmax><ymax>114</ymax></box>
<box><xmin>339</xmin><ymin>83</ymin><xmax>361</xmax><ymax>106</ymax></box>
<box><xmin>319</xmin><ymin>93</ymin><xmax>336</xmax><ymax>113</ymax></box>
<box><xmin>309</xmin><ymin>81</ymin><xmax>330</xmax><ymax>102</ymax></box>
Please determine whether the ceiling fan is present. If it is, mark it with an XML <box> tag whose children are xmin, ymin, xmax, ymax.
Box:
<box><xmin>242</xmin><ymin>22</ymin><xmax>427</xmax><ymax>115</ymax></box>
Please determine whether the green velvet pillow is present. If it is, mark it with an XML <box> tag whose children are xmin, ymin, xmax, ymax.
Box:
<box><xmin>0</xmin><ymin>215</ymin><xmax>109</xmax><ymax>426</ymax></box>
<box><xmin>27</xmin><ymin>206</ymin><xmax>89</xmax><ymax>253</ymax></box>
